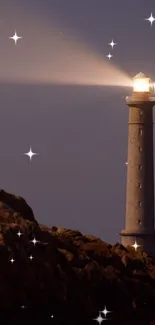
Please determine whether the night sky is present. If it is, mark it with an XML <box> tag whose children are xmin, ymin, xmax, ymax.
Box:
<box><xmin>0</xmin><ymin>0</ymin><xmax>155</xmax><ymax>245</ymax></box>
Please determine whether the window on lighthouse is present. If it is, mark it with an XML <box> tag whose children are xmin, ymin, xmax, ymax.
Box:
<box><xmin>140</xmin><ymin>129</ymin><xmax>143</xmax><ymax>135</ymax></box>
<box><xmin>139</xmin><ymin>147</ymin><xmax>142</xmax><ymax>152</ymax></box>
<box><xmin>139</xmin><ymin>201</ymin><xmax>142</xmax><ymax>207</ymax></box>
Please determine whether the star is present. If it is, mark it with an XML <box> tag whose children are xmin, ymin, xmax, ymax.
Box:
<box><xmin>9</xmin><ymin>30</ymin><xmax>22</xmax><ymax>44</ymax></box>
<box><xmin>94</xmin><ymin>312</ymin><xmax>105</xmax><ymax>324</ymax></box>
<box><xmin>106</xmin><ymin>53</ymin><xmax>113</xmax><ymax>60</ymax></box>
<box><xmin>10</xmin><ymin>258</ymin><xmax>15</xmax><ymax>263</ymax></box>
<box><xmin>21</xmin><ymin>305</ymin><xmax>26</xmax><ymax>309</ymax></box>
<box><xmin>101</xmin><ymin>306</ymin><xmax>111</xmax><ymax>318</ymax></box>
<box><xmin>109</xmin><ymin>40</ymin><xmax>117</xmax><ymax>49</ymax></box>
<box><xmin>51</xmin><ymin>315</ymin><xmax>54</xmax><ymax>318</ymax></box>
<box><xmin>24</xmin><ymin>146</ymin><xmax>38</xmax><ymax>161</ymax></box>
<box><xmin>31</xmin><ymin>237</ymin><xmax>38</xmax><ymax>246</ymax></box>
<box><xmin>145</xmin><ymin>13</ymin><xmax>155</xmax><ymax>26</ymax></box>
<box><xmin>29</xmin><ymin>255</ymin><xmax>34</xmax><ymax>260</ymax></box>
<box><xmin>132</xmin><ymin>241</ymin><xmax>140</xmax><ymax>251</ymax></box>
<box><xmin>17</xmin><ymin>230</ymin><xmax>22</xmax><ymax>237</ymax></box>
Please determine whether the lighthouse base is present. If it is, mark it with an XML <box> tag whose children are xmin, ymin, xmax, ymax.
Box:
<box><xmin>120</xmin><ymin>230</ymin><xmax>155</xmax><ymax>258</ymax></box>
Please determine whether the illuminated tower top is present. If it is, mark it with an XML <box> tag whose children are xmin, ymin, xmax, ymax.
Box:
<box><xmin>133</xmin><ymin>72</ymin><xmax>151</xmax><ymax>93</ymax></box>
<box><xmin>126</xmin><ymin>72</ymin><xmax>154</xmax><ymax>103</ymax></box>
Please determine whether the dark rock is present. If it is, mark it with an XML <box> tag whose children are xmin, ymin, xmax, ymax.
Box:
<box><xmin>0</xmin><ymin>190</ymin><xmax>154</xmax><ymax>324</ymax></box>
<box><xmin>121</xmin><ymin>254</ymin><xmax>132</xmax><ymax>267</ymax></box>
<box><xmin>113</xmin><ymin>242</ymin><xmax>129</xmax><ymax>252</ymax></box>
<box><xmin>0</xmin><ymin>190</ymin><xmax>36</xmax><ymax>223</ymax></box>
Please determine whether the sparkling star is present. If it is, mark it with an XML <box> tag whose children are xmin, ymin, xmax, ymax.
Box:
<box><xmin>31</xmin><ymin>237</ymin><xmax>38</xmax><ymax>246</ymax></box>
<box><xmin>10</xmin><ymin>258</ymin><xmax>15</xmax><ymax>263</ymax></box>
<box><xmin>29</xmin><ymin>255</ymin><xmax>34</xmax><ymax>260</ymax></box>
<box><xmin>132</xmin><ymin>241</ymin><xmax>140</xmax><ymax>251</ymax></box>
<box><xmin>145</xmin><ymin>13</ymin><xmax>155</xmax><ymax>26</ymax></box>
<box><xmin>101</xmin><ymin>306</ymin><xmax>111</xmax><ymax>318</ymax></box>
<box><xmin>51</xmin><ymin>315</ymin><xmax>54</xmax><ymax>318</ymax></box>
<box><xmin>24</xmin><ymin>146</ymin><xmax>38</xmax><ymax>161</ymax></box>
<box><xmin>94</xmin><ymin>312</ymin><xmax>105</xmax><ymax>324</ymax></box>
<box><xmin>17</xmin><ymin>230</ymin><xmax>22</xmax><ymax>237</ymax></box>
<box><xmin>109</xmin><ymin>40</ymin><xmax>117</xmax><ymax>49</ymax></box>
<box><xmin>21</xmin><ymin>305</ymin><xmax>26</xmax><ymax>309</ymax></box>
<box><xmin>106</xmin><ymin>53</ymin><xmax>113</xmax><ymax>60</ymax></box>
<box><xmin>9</xmin><ymin>30</ymin><xmax>22</xmax><ymax>44</ymax></box>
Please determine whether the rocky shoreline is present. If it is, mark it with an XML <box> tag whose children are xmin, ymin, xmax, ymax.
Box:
<box><xmin>0</xmin><ymin>189</ymin><xmax>154</xmax><ymax>324</ymax></box>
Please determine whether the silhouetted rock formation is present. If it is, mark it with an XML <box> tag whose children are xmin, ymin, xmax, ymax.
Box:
<box><xmin>0</xmin><ymin>189</ymin><xmax>36</xmax><ymax>222</ymax></box>
<box><xmin>0</xmin><ymin>190</ymin><xmax>154</xmax><ymax>324</ymax></box>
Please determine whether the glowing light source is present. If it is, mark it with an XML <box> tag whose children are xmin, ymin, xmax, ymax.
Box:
<box><xmin>133</xmin><ymin>72</ymin><xmax>151</xmax><ymax>92</ymax></box>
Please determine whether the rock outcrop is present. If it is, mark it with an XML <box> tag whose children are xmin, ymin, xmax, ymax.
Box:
<box><xmin>0</xmin><ymin>190</ymin><xmax>154</xmax><ymax>324</ymax></box>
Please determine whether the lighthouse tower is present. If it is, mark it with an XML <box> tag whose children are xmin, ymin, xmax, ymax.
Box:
<box><xmin>121</xmin><ymin>72</ymin><xmax>155</xmax><ymax>256</ymax></box>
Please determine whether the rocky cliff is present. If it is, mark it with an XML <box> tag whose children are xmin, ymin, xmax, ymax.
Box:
<box><xmin>0</xmin><ymin>190</ymin><xmax>154</xmax><ymax>324</ymax></box>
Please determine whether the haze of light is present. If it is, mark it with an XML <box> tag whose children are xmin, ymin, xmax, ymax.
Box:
<box><xmin>0</xmin><ymin>11</ymin><xmax>131</xmax><ymax>88</ymax></box>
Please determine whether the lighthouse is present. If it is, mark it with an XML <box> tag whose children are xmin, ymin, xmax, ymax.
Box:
<box><xmin>121</xmin><ymin>72</ymin><xmax>155</xmax><ymax>256</ymax></box>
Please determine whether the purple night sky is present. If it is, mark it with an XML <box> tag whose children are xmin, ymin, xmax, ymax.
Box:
<box><xmin>0</xmin><ymin>0</ymin><xmax>155</xmax><ymax>244</ymax></box>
